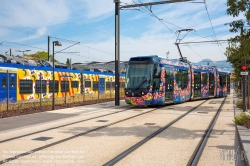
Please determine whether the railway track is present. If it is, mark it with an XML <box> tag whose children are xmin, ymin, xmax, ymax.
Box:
<box><xmin>104</xmin><ymin>97</ymin><xmax>226</xmax><ymax>166</ymax></box>
<box><xmin>0</xmin><ymin>104</ymin><xmax>167</xmax><ymax>164</ymax></box>
<box><xmin>0</xmin><ymin>98</ymin><xmax>226</xmax><ymax>165</ymax></box>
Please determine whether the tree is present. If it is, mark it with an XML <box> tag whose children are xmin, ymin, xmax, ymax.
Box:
<box><xmin>225</xmin><ymin>0</ymin><xmax>250</xmax><ymax>80</ymax></box>
<box><xmin>25</xmin><ymin>51</ymin><xmax>59</xmax><ymax>62</ymax></box>
<box><xmin>66</xmin><ymin>58</ymin><xmax>70</xmax><ymax>67</ymax></box>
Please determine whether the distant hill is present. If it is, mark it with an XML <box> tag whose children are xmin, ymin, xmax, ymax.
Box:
<box><xmin>195</xmin><ymin>59</ymin><xmax>234</xmax><ymax>73</ymax></box>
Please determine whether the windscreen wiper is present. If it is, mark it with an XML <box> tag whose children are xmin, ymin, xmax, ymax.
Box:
<box><xmin>133</xmin><ymin>79</ymin><xmax>147</xmax><ymax>91</ymax></box>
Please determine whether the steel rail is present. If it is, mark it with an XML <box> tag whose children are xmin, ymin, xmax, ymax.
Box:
<box><xmin>0</xmin><ymin>105</ymin><xmax>167</xmax><ymax>164</ymax></box>
<box><xmin>103</xmin><ymin>99</ymin><xmax>209</xmax><ymax>166</ymax></box>
<box><xmin>187</xmin><ymin>96</ymin><xmax>227</xmax><ymax>166</ymax></box>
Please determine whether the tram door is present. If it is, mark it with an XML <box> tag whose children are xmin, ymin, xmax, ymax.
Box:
<box><xmin>165</xmin><ymin>68</ymin><xmax>173</xmax><ymax>101</ymax></box>
<box><xmin>227</xmin><ymin>75</ymin><xmax>230</xmax><ymax>94</ymax></box>
<box><xmin>99</xmin><ymin>78</ymin><xmax>105</xmax><ymax>96</ymax></box>
<box><xmin>0</xmin><ymin>73</ymin><xmax>17</xmax><ymax>103</ymax></box>
<box><xmin>209</xmin><ymin>73</ymin><xmax>214</xmax><ymax>96</ymax></box>
<box><xmin>194</xmin><ymin>72</ymin><xmax>201</xmax><ymax>98</ymax></box>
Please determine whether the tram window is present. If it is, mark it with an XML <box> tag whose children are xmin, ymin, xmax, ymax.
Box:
<box><xmin>11</xmin><ymin>77</ymin><xmax>15</xmax><ymax>88</ymax></box>
<box><xmin>49</xmin><ymin>80</ymin><xmax>59</xmax><ymax>93</ymax></box>
<box><xmin>120</xmin><ymin>82</ymin><xmax>125</xmax><ymax>88</ymax></box>
<box><xmin>222</xmin><ymin>75</ymin><xmax>227</xmax><ymax>85</ymax></box>
<box><xmin>175</xmin><ymin>70</ymin><xmax>182</xmax><ymax>89</ymax></box>
<box><xmin>2</xmin><ymin>77</ymin><xmax>6</xmax><ymax>88</ymax></box>
<box><xmin>35</xmin><ymin>80</ymin><xmax>46</xmax><ymax>93</ymax></box>
<box><xmin>209</xmin><ymin>73</ymin><xmax>214</xmax><ymax>88</ymax></box>
<box><xmin>85</xmin><ymin>80</ymin><xmax>91</xmax><ymax>88</ymax></box>
<box><xmin>202</xmin><ymin>73</ymin><xmax>208</xmax><ymax>84</ymax></box>
<box><xmin>153</xmin><ymin>78</ymin><xmax>160</xmax><ymax>90</ymax></box>
<box><xmin>153</xmin><ymin>64</ymin><xmax>161</xmax><ymax>77</ymax></box>
<box><xmin>106</xmin><ymin>82</ymin><xmax>111</xmax><ymax>90</ymax></box>
<box><xmin>111</xmin><ymin>82</ymin><xmax>115</xmax><ymax>89</ymax></box>
<box><xmin>181</xmin><ymin>70</ymin><xmax>188</xmax><ymax>89</ymax></box>
<box><xmin>61</xmin><ymin>81</ymin><xmax>69</xmax><ymax>92</ymax></box>
<box><xmin>93</xmin><ymin>81</ymin><xmax>99</xmax><ymax>91</ymax></box>
<box><xmin>20</xmin><ymin>80</ymin><xmax>33</xmax><ymax>94</ymax></box>
<box><xmin>71</xmin><ymin>81</ymin><xmax>79</xmax><ymax>88</ymax></box>
<box><xmin>219</xmin><ymin>76</ymin><xmax>222</xmax><ymax>86</ymax></box>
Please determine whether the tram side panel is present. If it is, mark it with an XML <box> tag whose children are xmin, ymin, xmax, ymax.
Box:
<box><xmin>17</xmin><ymin>68</ymin><xmax>81</xmax><ymax>101</ymax></box>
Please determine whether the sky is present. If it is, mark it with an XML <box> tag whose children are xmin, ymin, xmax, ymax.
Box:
<box><xmin>0</xmin><ymin>0</ymin><xmax>244</xmax><ymax>64</ymax></box>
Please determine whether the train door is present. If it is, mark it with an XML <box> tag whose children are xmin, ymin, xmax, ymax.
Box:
<box><xmin>227</xmin><ymin>75</ymin><xmax>230</xmax><ymax>94</ymax></box>
<box><xmin>209</xmin><ymin>73</ymin><xmax>214</xmax><ymax>96</ymax></box>
<box><xmin>99</xmin><ymin>78</ymin><xmax>105</xmax><ymax>96</ymax></box>
<box><xmin>165</xmin><ymin>68</ymin><xmax>173</xmax><ymax>101</ymax></box>
<box><xmin>0</xmin><ymin>73</ymin><xmax>17</xmax><ymax>103</ymax></box>
<box><xmin>194</xmin><ymin>71</ymin><xmax>201</xmax><ymax>98</ymax></box>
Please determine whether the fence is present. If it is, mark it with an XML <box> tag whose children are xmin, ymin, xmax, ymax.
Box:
<box><xmin>0</xmin><ymin>89</ymin><xmax>125</xmax><ymax>112</ymax></box>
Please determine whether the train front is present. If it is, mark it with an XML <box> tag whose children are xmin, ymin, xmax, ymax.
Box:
<box><xmin>124</xmin><ymin>56</ymin><xmax>163</xmax><ymax>106</ymax></box>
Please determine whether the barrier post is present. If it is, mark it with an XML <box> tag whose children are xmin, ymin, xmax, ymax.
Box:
<box><xmin>64</xmin><ymin>76</ymin><xmax>66</xmax><ymax>104</ymax></box>
<box><xmin>6</xmin><ymin>70</ymin><xmax>9</xmax><ymax>111</ymax></box>
<box><xmin>40</xmin><ymin>74</ymin><xmax>42</xmax><ymax>107</ymax></box>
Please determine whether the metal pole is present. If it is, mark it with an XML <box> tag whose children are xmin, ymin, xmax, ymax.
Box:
<box><xmin>48</xmin><ymin>36</ymin><xmax>50</xmax><ymax>61</ymax></box>
<box><xmin>98</xmin><ymin>79</ymin><xmax>100</xmax><ymax>102</ymax></box>
<box><xmin>6</xmin><ymin>70</ymin><xmax>9</xmax><ymax>111</ymax></box>
<box><xmin>114</xmin><ymin>0</ymin><xmax>120</xmax><ymax>106</ymax></box>
<box><xmin>40</xmin><ymin>74</ymin><xmax>42</xmax><ymax>107</ymax></box>
<box><xmin>52</xmin><ymin>43</ymin><xmax>55</xmax><ymax>110</ymax></box>
<box><xmin>64</xmin><ymin>76</ymin><xmax>66</xmax><ymax>104</ymax></box>
<box><xmin>243</xmin><ymin>57</ymin><xmax>247</xmax><ymax>112</ymax></box>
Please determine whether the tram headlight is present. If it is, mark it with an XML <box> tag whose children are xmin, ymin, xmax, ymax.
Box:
<box><xmin>126</xmin><ymin>91</ymin><xmax>128</xmax><ymax>95</ymax></box>
<box><xmin>141</xmin><ymin>92</ymin><xmax>144</xmax><ymax>95</ymax></box>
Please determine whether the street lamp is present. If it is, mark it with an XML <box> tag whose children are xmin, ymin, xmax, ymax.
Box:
<box><xmin>16</xmin><ymin>50</ymin><xmax>31</xmax><ymax>56</ymax></box>
<box><xmin>52</xmin><ymin>41</ymin><xmax>62</xmax><ymax>110</ymax></box>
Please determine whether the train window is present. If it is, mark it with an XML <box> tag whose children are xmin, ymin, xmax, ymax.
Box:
<box><xmin>61</xmin><ymin>81</ymin><xmax>69</xmax><ymax>92</ymax></box>
<box><xmin>49</xmin><ymin>80</ymin><xmax>59</xmax><ymax>93</ymax></box>
<box><xmin>202</xmin><ymin>73</ymin><xmax>208</xmax><ymax>84</ymax></box>
<box><xmin>11</xmin><ymin>77</ymin><xmax>15</xmax><ymax>88</ymax></box>
<box><xmin>71</xmin><ymin>81</ymin><xmax>79</xmax><ymax>88</ymax></box>
<box><xmin>106</xmin><ymin>82</ymin><xmax>111</xmax><ymax>90</ymax></box>
<box><xmin>35</xmin><ymin>80</ymin><xmax>46</xmax><ymax>93</ymax></box>
<box><xmin>153</xmin><ymin>64</ymin><xmax>161</xmax><ymax>77</ymax></box>
<box><xmin>209</xmin><ymin>73</ymin><xmax>214</xmax><ymax>88</ymax></box>
<box><xmin>181</xmin><ymin>70</ymin><xmax>188</xmax><ymax>89</ymax></box>
<box><xmin>120</xmin><ymin>82</ymin><xmax>125</xmax><ymax>88</ymax></box>
<box><xmin>2</xmin><ymin>77</ymin><xmax>6</xmax><ymax>88</ymax></box>
<box><xmin>85</xmin><ymin>80</ymin><xmax>91</xmax><ymax>88</ymax></box>
<box><xmin>111</xmin><ymin>82</ymin><xmax>115</xmax><ymax>89</ymax></box>
<box><xmin>222</xmin><ymin>75</ymin><xmax>227</xmax><ymax>86</ymax></box>
<box><xmin>175</xmin><ymin>70</ymin><xmax>182</xmax><ymax>89</ymax></box>
<box><xmin>93</xmin><ymin>81</ymin><xmax>99</xmax><ymax>91</ymax></box>
<box><xmin>20</xmin><ymin>80</ymin><xmax>33</xmax><ymax>94</ymax></box>
<box><xmin>219</xmin><ymin>76</ymin><xmax>222</xmax><ymax>86</ymax></box>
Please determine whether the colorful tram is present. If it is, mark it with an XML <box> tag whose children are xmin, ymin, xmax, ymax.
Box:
<box><xmin>124</xmin><ymin>56</ymin><xmax>230</xmax><ymax>106</ymax></box>
<box><xmin>0</xmin><ymin>62</ymin><xmax>125</xmax><ymax>103</ymax></box>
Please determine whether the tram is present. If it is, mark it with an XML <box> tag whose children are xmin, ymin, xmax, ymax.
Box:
<box><xmin>124</xmin><ymin>55</ymin><xmax>230</xmax><ymax>106</ymax></box>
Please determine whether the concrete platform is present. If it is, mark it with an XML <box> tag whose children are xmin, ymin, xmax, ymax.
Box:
<box><xmin>0</xmin><ymin>90</ymin><xmax>249</xmax><ymax>166</ymax></box>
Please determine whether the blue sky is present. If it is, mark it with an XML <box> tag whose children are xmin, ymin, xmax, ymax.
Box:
<box><xmin>0</xmin><ymin>0</ymin><xmax>244</xmax><ymax>64</ymax></box>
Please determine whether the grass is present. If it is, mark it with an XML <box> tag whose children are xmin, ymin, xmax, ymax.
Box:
<box><xmin>234</xmin><ymin>112</ymin><xmax>250</xmax><ymax>128</ymax></box>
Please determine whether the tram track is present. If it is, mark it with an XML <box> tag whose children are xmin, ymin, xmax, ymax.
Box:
<box><xmin>0</xmin><ymin>104</ymin><xmax>169</xmax><ymax>164</ymax></box>
<box><xmin>187</xmin><ymin>96</ymin><xmax>227</xmax><ymax>166</ymax></box>
<box><xmin>103</xmin><ymin>98</ymin><xmax>226</xmax><ymax>166</ymax></box>
<box><xmin>0</xmin><ymin>105</ymin><xmax>131</xmax><ymax>144</ymax></box>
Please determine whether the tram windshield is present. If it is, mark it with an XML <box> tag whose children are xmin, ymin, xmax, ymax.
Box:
<box><xmin>125</xmin><ymin>64</ymin><xmax>153</xmax><ymax>89</ymax></box>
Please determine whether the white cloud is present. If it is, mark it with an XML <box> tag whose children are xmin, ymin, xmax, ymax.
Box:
<box><xmin>0</xmin><ymin>0</ymin><xmax>69</xmax><ymax>28</ymax></box>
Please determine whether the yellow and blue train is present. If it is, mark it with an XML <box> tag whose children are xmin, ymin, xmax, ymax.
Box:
<box><xmin>0</xmin><ymin>61</ymin><xmax>125</xmax><ymax>103</ymax></box>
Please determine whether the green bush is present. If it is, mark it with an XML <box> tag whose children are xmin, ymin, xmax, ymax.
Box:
<box><xmin>236</xmin><ymin>100</ymin><xmax>243</xmax><ymax>109</ymax></box>
<box><xmin>234</xmin><ymin>112</ymin><xmax>250</xmax><ymax>125</ymax></box>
